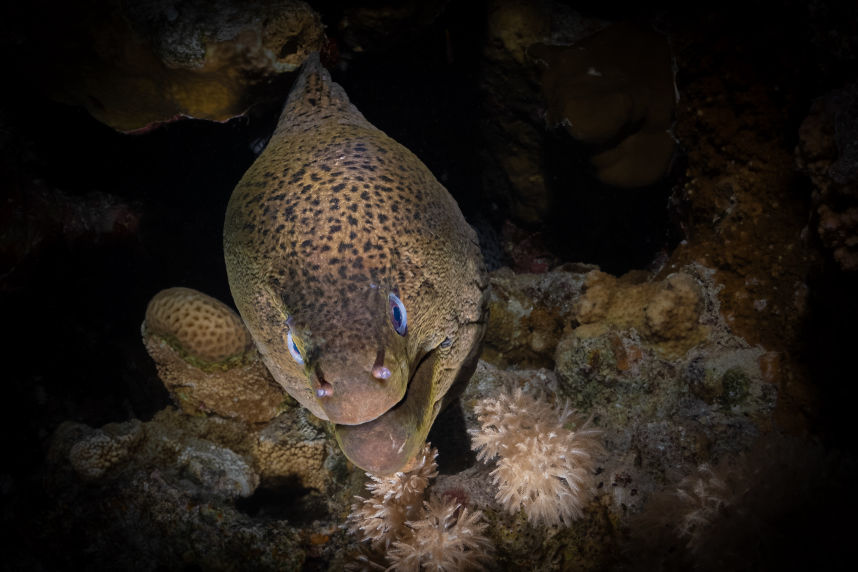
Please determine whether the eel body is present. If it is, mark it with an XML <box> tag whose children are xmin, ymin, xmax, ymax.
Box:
<box><xmin>224</xmin><ymin>53</ymin><xmax>488</xmax><ymax>474</ymax></box>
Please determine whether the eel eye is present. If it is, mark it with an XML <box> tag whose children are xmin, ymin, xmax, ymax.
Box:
<box><xmin>287</xmin><ymin>331</ymin><xmax>304</xmax><ymax>365</ymax></box>
<box><xmin>389</xmin><ymin>292</ymin><xmax>407</xmax><ymax>336</ymax></box>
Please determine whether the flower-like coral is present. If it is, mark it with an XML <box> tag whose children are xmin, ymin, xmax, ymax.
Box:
<box><xmin>347</xmin><ymin>443</ymin><xmax>439</xmax><ymax>548</ymax></box>
<box><xmin>387</xmin><ymin>496</ymin><xmax>493</xmax><ymax>572</ymax></box>
<box><xmin>470</xmin><ymin>387</ymin><xmax>602</xmax><ymax>526</ymax></box>
<box><xmin>346</xmin><ymin>444</ymin><xmax>494</xmax><ymax>570</ymax></box>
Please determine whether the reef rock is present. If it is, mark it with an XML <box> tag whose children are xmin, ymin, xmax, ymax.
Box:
<box><xmin>31</xmin><ymin>0</ymin><xmax>325</xmax><ymax>131</ymax></box>
<box><xmin>41</xmin><ymin>402</ymin><xmax>352</xmax><ymax>569</ymax></box>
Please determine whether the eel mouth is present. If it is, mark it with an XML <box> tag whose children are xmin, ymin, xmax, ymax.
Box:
<box><xmin>333</xmin><ymin>348</ymin><xmax>437</xmax><ymax>475</ymax></box>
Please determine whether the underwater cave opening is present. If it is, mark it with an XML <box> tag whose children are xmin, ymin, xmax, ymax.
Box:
<box><xmin>235</xmin><ymin>474</ymin><xmax>330</xmax><ymax>523</ymax></box>
<box><xmin>541</xmin><ymin>128</ymin><xmax>682</xmax><ymax>275</ymax></box>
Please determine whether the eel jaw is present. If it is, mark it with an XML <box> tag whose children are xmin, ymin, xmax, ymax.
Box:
<box><xmin>333</xmin><ymin>349</ymin><xmax>437</xmax><ymax>475</ymax></box>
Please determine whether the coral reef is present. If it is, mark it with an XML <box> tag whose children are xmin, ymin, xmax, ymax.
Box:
<box><xmin>25</xmin><ymin>0</ymin><xmax>326</xmax><ymax>131</ymax></box>
<box><xmin>142</xmin><ymin>287</ymin><xmax>288</xmax><ymax>424</ymax></box>
<box><xmin>470</xmin><ymin>387</ymin><xmax>602</xmax><ymax>526</ymax></box>
<box><xmin>6</xmin><ymin>2</ymin><xmax>856</xmax><ymax>570</ymax></box>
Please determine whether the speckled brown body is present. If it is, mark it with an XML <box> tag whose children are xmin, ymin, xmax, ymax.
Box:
<box><xmin>224</xmin><ymin>53</ymin><xmax>488</xmax><ymax>474</ymax></box>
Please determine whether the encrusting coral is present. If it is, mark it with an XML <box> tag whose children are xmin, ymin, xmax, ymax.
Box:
<box><xmin>470</xmin><ymin>387</ymin><xmax>602</xmax><ymax>526</ymax></box>
<box><xmin>142</xmin><ymin>287</ymin><xmax>288</xmax><ymax>424</ymax></box>
<box><xmin>347</xmin><ymin>444</ymin><xmax>493</xmax><ymax>570</ymax></box>
<box><xmin>65</xmin><ymin>420</ymin><xmax>144</xmax><ymax>480</ymax></box>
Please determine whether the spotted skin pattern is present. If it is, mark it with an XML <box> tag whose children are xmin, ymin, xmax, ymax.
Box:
<box><xmin>224</xmin><ymin>53</ymin><xmax>488</xmax><ymax>474</ymax></box>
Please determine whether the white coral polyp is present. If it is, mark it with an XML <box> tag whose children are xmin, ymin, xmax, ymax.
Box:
<box><xmin>347</xmin><ymin>444</ymin><xmax>439</xmax><ymax>548</ymax></box>
<box><xmin>388</xmin><ymin>497</ymin><xmax>493</xmax><ymax>572</ymax></box>
<box><xmin>470</xmin><ymin>388</ymin><xmax>602</xmax><ymax>526</ymax></box>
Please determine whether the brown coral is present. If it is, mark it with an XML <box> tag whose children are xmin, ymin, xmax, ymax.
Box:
<box><xmin>144</xmin><ymin>287</ymin><xmax>251</xmax><ymax>364</ymax></box>
<box><xmin>142</xmin><ymin>287</ymin><xmax>287</xmax><ymax>424</ymax></box>
<box><xmin>470</xmin><ymin>387</ymin><xmax>602</xmax><ymax>526</ymax></box>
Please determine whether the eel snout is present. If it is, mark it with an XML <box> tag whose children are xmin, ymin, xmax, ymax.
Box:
<box><xmin>312</xmin><ymin>347</ymin><xmax>408</xmax><ymax>426</ymax></box>
<box><xmin>333</xmin><ymin>347</ymin><xmax>438</xmax><ymax>474</ymax></box>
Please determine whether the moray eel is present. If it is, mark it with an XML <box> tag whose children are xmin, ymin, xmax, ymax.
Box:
<box><xmin>224</xmin><ymin>53</ymin><xmax>488</xmax><ymax>474</ymax></box>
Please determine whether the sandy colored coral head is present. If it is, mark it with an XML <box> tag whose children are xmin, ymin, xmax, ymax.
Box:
<box><xmin>144</xmin><ymin>287</ymin><xmax>252</xmax><ymax>364</ymax></box>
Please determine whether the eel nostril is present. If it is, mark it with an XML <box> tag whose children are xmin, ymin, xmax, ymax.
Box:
<box><xmin>372</xmin><ymin>349</ymin><xmax>390</xmax><ymax>380</ymax></box>
<box><xmin>316</xmin><ymin>380</ymin><xmax>333</xmax><ymax>398</ymax></box>
<box><xmin>372</xmin><ymin>365</ymin><xmax>391</xmax><ymax>380</ymax></box>
<box><xmin>316</xmin><ymin>367</ymin><xmax>333</xmax><ymax>397</ymax></box>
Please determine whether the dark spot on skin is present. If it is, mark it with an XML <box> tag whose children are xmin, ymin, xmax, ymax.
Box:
<box><xmin>329</xmin><ymin>224</ymin><xmax>342</xmax><ymax>233</ymax></box>
<box><xmin>348</xmin><ymin>216</ymin><xmax>358</xmax><ymax>225</ymax></box>
<box><xmin>378</xmin><ymin>214</ymin><xmax>388</xmax><ymax>223</ymax></box>
<box><xmin>360</xmin><ymin>191</ymin><xmax>370</xmax><ymax>201</ymax></box>
<box><xmin>332</xmin><ymin>183</ymin><xmax>346</xmax><ymax>192</ymax></box>
<box><xmin>301</xmin><ymin>239</ymin><xmax>313</xmax><ymax>248</ymax></box>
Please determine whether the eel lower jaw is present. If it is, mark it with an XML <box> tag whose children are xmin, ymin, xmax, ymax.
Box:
<box><xmin>332</xmin><ymin>348</ymin><xmax>437</xmax><ymax>475</ymax></box>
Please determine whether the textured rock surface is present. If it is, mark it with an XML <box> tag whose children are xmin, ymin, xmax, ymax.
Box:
<box><xmin>480</xmin><ymin>1</ymin><xmax>675</xmax><ymax>231</ymax></box>
<box><xmin>483</xmin><ymin>265</ymin><xmax>593</xmax><ymax>368</ymax></box>
<box><xmin>30</xmin><ymin>0</ymin><xmax>325</xmax><ymax>131</ymax></box>
<box><xmin>38</xmin><ymin>404</ymin><xmax>353</xmax><ymax>570</ymax></box>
